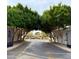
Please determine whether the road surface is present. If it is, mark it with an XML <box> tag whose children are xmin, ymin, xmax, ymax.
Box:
<box><xmin>7</xmin><ymin>40</ymin><xmax>71</xmax><ymax>59</ymax></box>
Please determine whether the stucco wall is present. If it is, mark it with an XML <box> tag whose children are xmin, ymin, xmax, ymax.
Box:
<box><xmin>57</xmin><ymin>29</ymin><xmax>71</xmax><ymax>45</ymax></box>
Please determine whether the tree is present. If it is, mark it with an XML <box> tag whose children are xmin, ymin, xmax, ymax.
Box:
<box><xmin>7</xmin><ymin>3</ymin><xmax>71</xmax><ymax>43</ymax></box>
<box><xmin>40</xmin><ymin>3</ymin><xmax>71</xmax><ymax>42</ymax></box>
<box><xmin>7</xmin><ymin>3</ymin><xmax>40</xmax><ymax>31</ymax></box>
<box><xmin>41</xmin><ymin>3</ymin><xmax>71</xmax><ymax>31</ymax></box>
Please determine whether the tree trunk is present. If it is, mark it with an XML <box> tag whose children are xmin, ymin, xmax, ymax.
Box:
<box><xmin>13</xmin><ymin>28</ymin><xmax>19</xmax><ymax>43</ymax></box>
<box><xmin>22</xmin><ymin>32</ymin><xmax>28</xmax><ymax>40</ymax></box>
<box><xmin>49</xmin><ymin>32</ymin><xmax>52</xmax><ymax>43</ymax></box>
<box><xmin>18</xmin><ymin>29</ymin><xmax>23</xmax><ymax>41</ymax></box>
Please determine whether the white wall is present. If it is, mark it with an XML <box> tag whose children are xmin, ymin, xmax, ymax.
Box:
<box><xmin>57</xmin><ymin>29</ymin><xmax>71</xmax><ymax>45</ymax></box>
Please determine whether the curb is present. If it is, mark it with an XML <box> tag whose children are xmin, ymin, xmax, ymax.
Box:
<box><xmin>53</xmin><ymin>44</ymin><xmax>71</xmax><ymax>52</ymax></box>
<box><xmin>7</xmin><ymin>42</ymin><xmax>24</xmax><ymax>51</ymax></box>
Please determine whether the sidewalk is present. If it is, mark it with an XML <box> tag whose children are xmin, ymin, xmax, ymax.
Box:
<box><xmin>53</xmin><ymin>43</ymin><xmax>71</xmax><ymax>52</ymax></box>
<box><xmin>7</xmin><ymin>41</ymin><xmax>24</xmax><ymax>51</ymax></box>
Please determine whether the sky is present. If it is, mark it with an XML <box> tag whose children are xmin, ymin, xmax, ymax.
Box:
<box><xmin>7</xmin><ymin>0</ymin><xmax>71</xmax><ymax>15</ymax></box>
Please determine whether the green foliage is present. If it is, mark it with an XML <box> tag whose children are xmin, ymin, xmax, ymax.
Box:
<box><xmin>7</xmin><ymin>3</ymin><xmax>40</xmax><ymax>31</ymax></box>
<box><xmin>41</xmin><ymin>3</ymin><xmax>71</xmax><ymax>32</ymax></box>
<box><xmin>7</xmin><ymin>3</ymin><xmax>71</xmax><ymax>33</ymax></box>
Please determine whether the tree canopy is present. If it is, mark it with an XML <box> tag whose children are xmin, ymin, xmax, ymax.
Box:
<box><xmin>41</xmin><ymin>3</ymin><xmax>71</xmax><ymax>33</ymax></box>
<box><xmin>7</xmin><ymin>3</ymin><xmax>71</xmax><ymax>33</ymax></box>
<box><xmin>7</xmin><ymin>3</ymin><xmax>40</xmax><ymax>32</ymax></box>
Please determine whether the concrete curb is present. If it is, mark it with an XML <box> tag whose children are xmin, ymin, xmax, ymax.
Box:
<box><xmin>7</xmin><ymin>42</ymin><xmax>24</xmax><ymax>51</ymax></box>
<box><xmin>53</xmin><ymin>44</ymin><xmax>71</xmax><ymax>52</ymax></box>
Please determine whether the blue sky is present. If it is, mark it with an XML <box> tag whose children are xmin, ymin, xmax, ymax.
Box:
<box><xmin>7</xmin><ymin>0</ymin><xmax>71</xmax><ymax>15</ymax></box>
